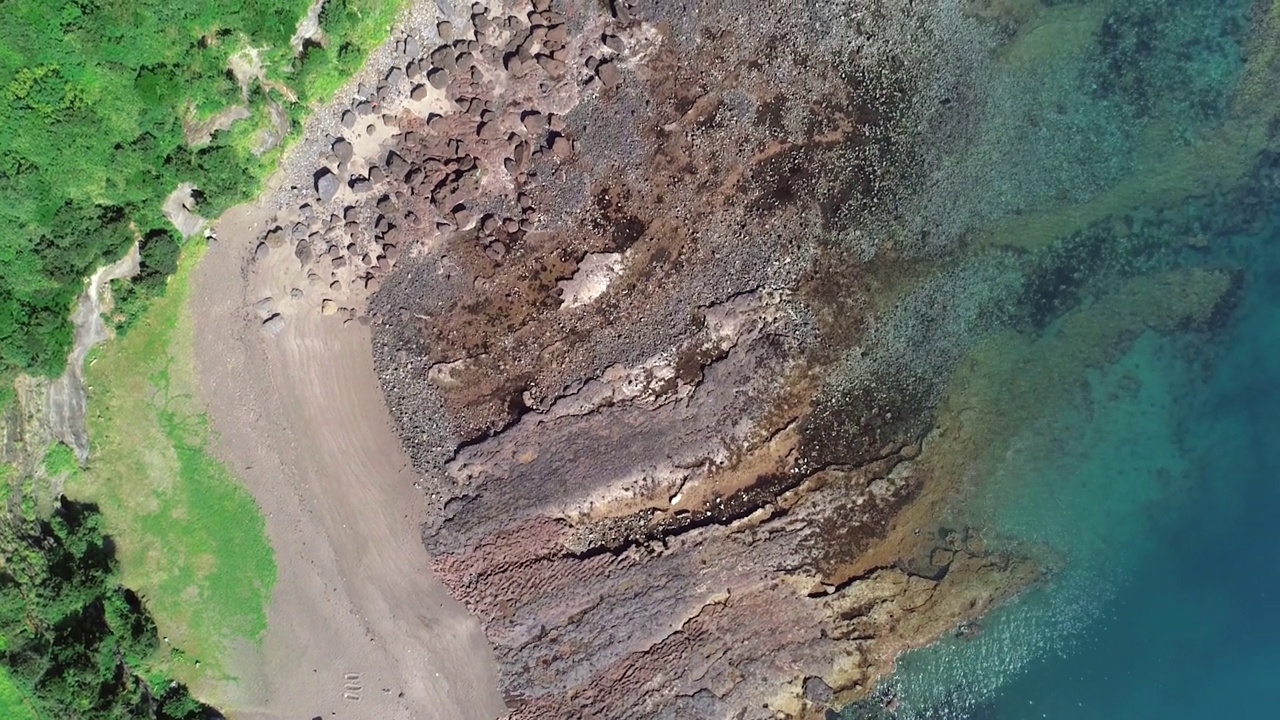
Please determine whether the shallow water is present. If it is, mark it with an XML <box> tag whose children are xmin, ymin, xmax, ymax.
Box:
<box><xmin>979</xmin><ymin>219</ymin><xmax>1280</xmax><ymax>720</ymax></box>
<box><xmin>830</xmin><ymin>184</ymin><xmax>1276</xmax><ymax>719</ymax></box>
<box><xmin>838</xmin><ymin>0</ymin><xmax>1279</xmax><ymax>715</ymax></box>
<box><xmin>848</xmin><ymin>149</ymin><xmax>1280</xmax><ymax>720</ymax></box>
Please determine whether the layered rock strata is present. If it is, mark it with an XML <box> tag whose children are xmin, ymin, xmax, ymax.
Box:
<box><xmin>236</xmin><ymin>0</ymin><xmax>1270</xmax><ymax>716</ymax></box>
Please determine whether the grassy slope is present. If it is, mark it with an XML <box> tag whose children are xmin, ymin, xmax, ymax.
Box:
<box><xmin>0</xmin><ymin>463</ymin><xmax>34</xmax><ymax>720</ymax></box>
<box><xmin>68</xmin><ymin>246</ymin><xmax>274</xmax><ymax>691</ymax></box>
<box><xmin>23</xmin><ymin>0</ymin><xmax>409</xmax><ymax>697</ymax></box>
<box><xmin>0</xmin><ymin>668</ymin><xmax>38</xmax><ymax>720</ymax></box>
<box><xmin>0</xmin><ymin>0</ymin><xmax>405</xmax><ymax>706</ymax></box>
<box><xmin>0</xmin><ymin>466</ymin><xmax>31</xmax><ymax>717</ymax></box>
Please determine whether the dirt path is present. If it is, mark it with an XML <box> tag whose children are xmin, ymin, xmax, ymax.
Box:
<box><xmin>191</xmin><ymin>202</ymin><xmax>504</xmax><ymax>719</ymax></box>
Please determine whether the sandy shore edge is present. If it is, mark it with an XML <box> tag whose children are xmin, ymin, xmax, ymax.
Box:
<box><xmin>187</xmin><ymin>3</ymin><xmax>505</xmax><ymax>716</ymax></box>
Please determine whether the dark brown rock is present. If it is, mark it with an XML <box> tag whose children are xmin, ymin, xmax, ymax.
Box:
<box><xmin>602</xmin><ymin>34</ymin><xmax>625</xmax><ymax>54</ymax></box>
<box><xmin>536</xmin><ymin>55</ymin><xmax>566</xmax><ymax>76</ymax></box>
<box><xmin>549</xmin><ymin>134</ymin><xmax>572</xmax><ymax>158</ymax></box>
<box><xmin>596</xmin><ymin>61</ymin><xmax>622</xmax><ymax>87</ymax></box>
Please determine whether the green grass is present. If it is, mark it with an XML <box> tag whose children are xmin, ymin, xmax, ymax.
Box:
<box><xmin>0</xmin><ymin>666</ymin><xmax>39</xmax><ymax>720</ymax></box>
<box><xmin>41</xmin><ymin>443</ymin><xmax>77</xmax><ymax>479</ymax></box>
<box><xmin>0</xmin><ymin>0</ymin><xmax>406</xmax><ymax>378</ymax></box>
<box><xmin>0</xmin><ymin>0</ymin><xmax>406</xmax><ymax>703</ymax></box>
<box><xmin>69</xmin><ymin>245</ymin><xmax>275</xmax><ymax>694</ymax></box>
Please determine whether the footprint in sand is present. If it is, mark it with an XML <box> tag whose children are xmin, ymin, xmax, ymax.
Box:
<box><xmin>343</xmin><ymin>672</ymin><xmax>362</xmax><ymax>701</ymax></box>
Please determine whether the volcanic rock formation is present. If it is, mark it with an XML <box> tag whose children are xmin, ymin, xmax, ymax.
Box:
<box><xmin>236</xmin><ymin>0</ymin><xmax>1271</xmax><ymax>716</ymax></box>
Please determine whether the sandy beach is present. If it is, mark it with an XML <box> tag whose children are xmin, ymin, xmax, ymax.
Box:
<box><xmin>190</xmin><ymin>200</ymin><xmax>504</xmax><ymax>719</ymax></box>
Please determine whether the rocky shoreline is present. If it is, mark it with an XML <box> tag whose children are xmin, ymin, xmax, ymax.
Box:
<box><xmin>231</xmin><ymin>0</ymin><xmax>1264</xmax><ymax>717</ymax></box>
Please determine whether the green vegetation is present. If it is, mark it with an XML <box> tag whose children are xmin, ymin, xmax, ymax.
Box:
<box><xmin>0</xmin><ymin>0</ymin><xmax>403</xmax><ymax>379</ymax></box>
<box><xmin>41</xmin><ymin>444</ymin><xmax>78</xmax><ymax>480</ymax></box>
<box><xmin>70</xmin><ymin>246</ymin><xmax>275</xmax><ymax>691</ymax></box>
<box><xmin>0</xmin><ymin>666</ymin><xmax>39</xmax><ymax>720</ymax></box>
<box><xmin>0</xmin><ymin>494</ymin><xmax>219</xmax><ymax>719</ymax></box>
<box><xmin>0</xmin><ymin>0</ymin><xmax>403</xmax><ymax>713</ymax></box>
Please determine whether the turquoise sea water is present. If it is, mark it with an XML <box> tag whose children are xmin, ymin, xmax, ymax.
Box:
<box><xmin>838</xmin><ymin>1</ymin><xmax>1278</xmax><ymax>716</ymax></box>
<box><xmin>861</xmin><ymin>209</ymin><xmax>1280</xmax><ymax>718</ymax></box>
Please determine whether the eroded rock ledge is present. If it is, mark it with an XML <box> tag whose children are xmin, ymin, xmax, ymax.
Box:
<box><xmin>224</xmin><ymin>0</ymin><xmax>1261</xmax><ymax>716</ymax></box>
<box><xmin>358</xmin><ymin>1</ymin><xmax>1042</xmax><ymax>716</ymax></box>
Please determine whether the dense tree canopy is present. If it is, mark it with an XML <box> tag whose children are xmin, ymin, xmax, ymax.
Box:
<box><xmin>0</xmin><ymin>0</ymin><xmax>398</xmax><ymax>377</ymax></box>
<box><xmin>0</xmin><ymin>497</ymin><xmax>220</xmax><ymax>719</ymax></box>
